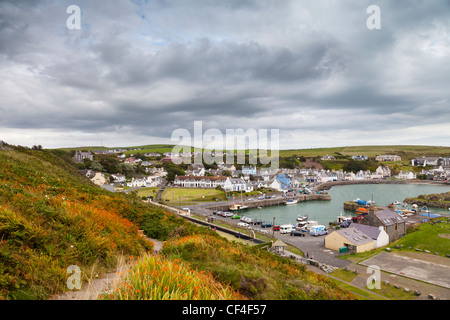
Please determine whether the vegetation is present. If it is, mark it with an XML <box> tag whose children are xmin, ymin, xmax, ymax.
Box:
<box><xmin>100</xmin><ymin>254</ymin><xmax>244</xmax><ymax>300</ymax></box>
<box><xmin>161</xmin><ymin>233</ymin><xmax>356</xmax><ymax>300</ymax></box>
<box><xmin>161</xmin><ymin>187</ymin><xmax>226</xmax><ymax>203</ymax></box>
<box><xmin>0</xmin><ymin>146</ymin><xmax>357</xmax><ymax>300</ymax></box>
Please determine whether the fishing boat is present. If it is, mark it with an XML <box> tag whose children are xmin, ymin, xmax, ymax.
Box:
<box><xmin>297</xmin><ymin>214</ymin><xmax>308</xmax><ymax>222</ymax></box>
<box><xmin>285</xmin><ymin>199</ymin><xmax>298</xmax><ymax>205</ymax></box>
<box><xmin>229</xmin><ymin>203</ymin><xmax>249</xmax><ymax>212</ymax></box>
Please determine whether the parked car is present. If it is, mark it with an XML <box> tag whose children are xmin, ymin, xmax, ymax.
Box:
<box><xmin>290</xmin><ymin>230</ymin><xmax>305</xmax><ymax>237</ymax></box>
<box><xmin>340</xmin><ymin>220</ymin><xmax>351</xmax><ymax>228</ymax></box>
<box><xmin>272</xmin><ymin>225</ymin><xmax>280</xmax><ymax>231</ymax></box>
<box><xmin>231</xmin><ymin>214</ymin><xmax>241</xmax><ymax>219</ymax></box>
<box><xmin>223</xmin><ymin>212</ymin><xmax>233</xmax><ymax>217</ymax></box>
<box><xmin>261</xmin><ymin>222</ymin><xmax>272</xmax><ymax>228</ymax></box>
<box><xmin>237</xmin><ymin>222</ymin><xmax>249</xmax><ymax>228</ymax></box>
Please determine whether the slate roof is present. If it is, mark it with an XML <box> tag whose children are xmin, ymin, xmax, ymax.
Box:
<box><xmin>351</xmin><ymin>223</ymin><xmax>382</xmax><ymax>240</ymax></box>
<box><xmin>336</xmin><ymin>227</ymin><xmax>373</xmax><ymax>246</ymax></box>
<box><xmin>375</xmin><ymin>209</ymin><xmax>404</xmax><ymax>226</ymax></box>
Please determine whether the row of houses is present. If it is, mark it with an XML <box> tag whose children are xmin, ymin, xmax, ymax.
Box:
<box><xmin>411</xmin><ymin>156</ymin><xmax>450</xmax><ymax>167</ymax></box>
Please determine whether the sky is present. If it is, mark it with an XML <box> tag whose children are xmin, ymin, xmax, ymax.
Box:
<box><xmin>0</xmin><ymin>0</ymin><xmax>449</xmax><ymax>150</ymax></box>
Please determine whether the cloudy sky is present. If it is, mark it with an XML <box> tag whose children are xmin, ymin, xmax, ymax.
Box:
<box><xmin>1</xmin><ymin>0</ymin><xmax>449</xmax><ymax>149</ymax></box>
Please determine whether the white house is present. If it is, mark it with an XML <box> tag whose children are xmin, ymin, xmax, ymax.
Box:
<box><xmin>376</xmin><ymin>155</ymin><xmax>401</xmax><ymax>162</ymax></box>
<box><xmin>223</xmin><ymin>178</ymin><xmax>253</xmax><ymax>192</ymax></box>
<box><xmin>91</xmin><ymin>172</ymin><xmax>107</xmax><ymax>186</ymax></box>
<box><xmin>376</xmin><ymin>166</ymin><xmax>391</xmax><ymax>178</ymax></box>
<box><xmin>173</xmin><ymin>176</ymin><xmax>227</xmax><ymax>188</ymax></box>
<box><xmin>397</xmin><ymin>171</ymin><xmax>417</xmax><ymax>180</ymax></box>
<box><xmin>352</xmin><ymin>224</ymin><xmax>389</xmax><ymax>248</ymax></box>
<box><xmin>127</xmin><ymin>177</ymin><xmax>147</xmax><ymax>188</ymax></box>
<box><xmin>146</xmin><ymin>174</ymin><xmax>163</xmax><ymax>187</ymax></box>
<box><xmin>110</xmin><ymin>173</ymin><xmax>126</xmax><ymax>183</ymax></box>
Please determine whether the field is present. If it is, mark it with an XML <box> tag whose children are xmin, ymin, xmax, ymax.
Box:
<box><xmin>57</xmin><ymin>144</ymin><xmax>450</xmax><ymax>160</ymax></box>
<box><xmin>278</xmin><ymin>145</ymin><xmax>450</xmax><ymax>159</ymax></box>
<box><xmin>161</xmin><ymin>187</ymin><xmax>227</xmax><ymax>203</ymax></box>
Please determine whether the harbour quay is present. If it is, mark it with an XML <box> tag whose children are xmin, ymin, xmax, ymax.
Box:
<box><xmin>206</xmin><ymin>193</ymin><xmax>331</xmax><ymax>211</ymax></box>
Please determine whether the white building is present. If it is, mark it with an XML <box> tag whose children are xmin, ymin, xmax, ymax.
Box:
<box><xmin>397</xmin><ymin>171</ymin><xmax>417</xmax><ymax>180</ymax></box>
<box><xmin>173</xmin><ymin>176</ymin><xmax>227</xmax><ymax>188</ymax></box>
<box><xmin>376</xmin><ymin>155</ymin><xmax>401</xmax><ymax>162</ymax></box>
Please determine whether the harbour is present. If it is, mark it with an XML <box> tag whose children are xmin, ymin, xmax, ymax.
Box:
<box><xmin>224</xmin><ymin>183</ymin><xmax>450</xmax><ymax>227</ymax></box>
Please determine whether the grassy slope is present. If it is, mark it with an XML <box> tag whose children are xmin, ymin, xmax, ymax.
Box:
<box><xmin>0</xmin><ymin>149</ymin><xmax>158</xmax><ymax>299</ymax></box>
<box><xmin>0</xmin><ymin>148</ymin><xmax>356</xmax><ymax>300</ymax></box>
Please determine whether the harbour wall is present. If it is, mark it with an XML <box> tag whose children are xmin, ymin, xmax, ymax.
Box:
<box><xmin>206</xmin><ymin>193</ymin><xmax>331</xmax><ymax>211</ymax></box>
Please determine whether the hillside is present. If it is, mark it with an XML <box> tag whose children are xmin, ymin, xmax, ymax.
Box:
<box><xmin>58</xmin><ymin>144</ymin><xmax>450</xmax><ymax>160</ymax></box>
<box><xmin>0</xmin><ymin>147</ymin><xmax>355</xmax><ymax>300</ymax></box>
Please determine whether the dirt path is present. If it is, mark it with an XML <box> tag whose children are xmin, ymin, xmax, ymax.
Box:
<box><xmin>51</xmin><ymin>238</ymin><xmax>164</xmax><ymax>300</ymax></box>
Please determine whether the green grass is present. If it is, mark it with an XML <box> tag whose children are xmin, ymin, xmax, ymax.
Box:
<box><xmin>136</xmin><ymin>187</ymin><xmax>160</xmax><ymax>198</ymax></box>
<box><xmin>394</xmin><ymin>217</ymin><xmax>450</xmax><ymax>255</ymax></box>
<box><xmin>162</xmin><ymin>187</ymin><xmax>227</xmax><ymax>203</ymax></box>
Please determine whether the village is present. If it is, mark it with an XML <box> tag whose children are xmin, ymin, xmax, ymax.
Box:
<box><xmin>73</xmin><ymin>149</ymin><xmax>450</xmax><ymax>192</ymax></box>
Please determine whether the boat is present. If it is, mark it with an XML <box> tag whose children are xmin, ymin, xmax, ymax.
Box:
<box><xmin>285</xmin><ymin>199</ymin><xmax>298</xmax><ymax>205</ymax></box>
<box><xmin>356</xmin><ymin>207</ymin><xmax>368</xmax><ymax>215</ymax></box>
<box><xmin>229</xmin><ymin>204</ymin><xmax>249</xmax><ymax>212</ymax></box>
<box><xmin>393</xmin><ymin>201</ymin><xmax>401</xmax><ymax>205</ymax></box>
<box><xmin>297</xmin><ymin>214</ymin><xmax>308</xmax><ymax>222</ymax></box>
<box><xmin>421</xmin><ymin>206</ymin><xmax>430</xmax><ymax>213</ymax></box>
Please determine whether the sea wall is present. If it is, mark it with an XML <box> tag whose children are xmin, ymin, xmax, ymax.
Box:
<box><xmin>318</xmin><ymin>179</ymin><xmax>449</xmax><ymax>191</ymax></box>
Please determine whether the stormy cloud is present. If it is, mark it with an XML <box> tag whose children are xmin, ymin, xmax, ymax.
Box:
<box><xmin>0</xmin><ymin>0</ymin><xmax>449</xmax><ymax>148</ymax></box>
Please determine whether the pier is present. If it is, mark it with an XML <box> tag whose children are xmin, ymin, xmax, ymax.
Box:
<box><xmin>206</xmin><ymin>193</ymin><xmax>331</xmax><ymax>211</ymax></box>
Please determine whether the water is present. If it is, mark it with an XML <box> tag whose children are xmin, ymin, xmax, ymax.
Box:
<box><xmin>246</xmin><ymin>183</ymin><xmax>450</xmax><ymax>226</ymax></box>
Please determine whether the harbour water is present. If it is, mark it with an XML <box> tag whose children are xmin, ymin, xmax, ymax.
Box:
<box><xmin>245</xmin><ymin>183</ymin><xmax>450</xmax><ymax>226</ymax></box>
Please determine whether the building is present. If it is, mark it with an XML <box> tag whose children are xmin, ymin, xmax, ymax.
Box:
<box><xmin>376</xmin><ymin>155</ymin><xmax>401</xmax><ymax>162</ymax></box>
<box><xmin>242</xmin><ymin>166</ymin><xmax>257</xmax><ymax>176</ymax></box>
<box><xmin>352</xmin><ymin>155</ymin><xmax>369</xmax><ymax>161</ymax></box>
<box><xmin>223</xmin><ymin>178</ymin><xmax>253</xmax><ymax>192</ymax></box>
<box><xmin>173</xmin><ymin>176</ymin><xmax>227</xmax><ymax>188</ymax></box>
<box><xmin>376</xmin><ymin>166</ymin><xmax>391</xmax><ymax>178</ymax></box>
<box><xmin>275</xmin><ymin>174</ymin><xmax>291</xmax><ymax>190</ymax></box>
<box><xmin>352</xmin><ymin>224</ymin><xmax>389</xmax><ymax>248</ymax></box>
<box><xmin>73</xmin><ymin>151</ymin><xmax>93</xmax><ymax>163</ymax></box>
<box><xmin>360</xmin><ymin>208</ymin><xmax>406</xmax><ymax>242</ymax></box>
<box><xmin>397</xmin><ymin>170</ymin><xmax>417</xmax><ymax>180</ymax></box>
<box><xmin>90</xmin><ymin>172</ymin><xmax>106</xmax><ymax>186</ymax></box>
<box><xmin>324</xmin><ymin>227</ymin><xmax>375</xmax><ymax>254</ymax></box>
<box><xmin>321</xmin><ymin>154</ymin><xmax>336</xmax><ymax>160</ymax></box>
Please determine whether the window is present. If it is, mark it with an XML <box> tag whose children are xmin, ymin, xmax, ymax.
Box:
<box><xmin>394</xmin><ymin>223</ymin><xmax>398</xmax><ymax>231</ymax></box>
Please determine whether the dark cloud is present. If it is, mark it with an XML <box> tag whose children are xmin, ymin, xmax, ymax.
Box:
<box><xmin>0</xmin><ymin>0</ymin><xmax>449</xmax><ymax>148</ymax></box>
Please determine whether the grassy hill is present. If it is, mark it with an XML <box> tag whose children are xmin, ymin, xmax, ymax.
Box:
<box><xmin>0</xmin><ymin>147</ymin><xmax>356</xmax><ymax>300</ymax></box>
<box><xmin>58</xmin><ymin>144</ymin><xmax>450</xmax><ymax>160</ymax></box>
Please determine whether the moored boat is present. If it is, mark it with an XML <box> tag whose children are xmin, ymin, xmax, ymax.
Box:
<box><xmin>229</xmin><ymin>203</ymin><xmax>249</xmax><ymax>212</ymax></box>
<box><xmin>285</xmin><ymin>199</ymin><xmax>298</xmax><ymax>205</ymax></box>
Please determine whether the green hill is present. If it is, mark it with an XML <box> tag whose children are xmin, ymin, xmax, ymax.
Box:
<box><xmin>0</xmin><ymin>147</ymin><xmax>355</xmax><ymax>300</ymax></box>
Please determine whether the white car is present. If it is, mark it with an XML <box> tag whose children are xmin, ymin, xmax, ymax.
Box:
<box><xmin>237</xmin><ymin>222</ymin><xmax>250</xmax><ymax>228</ymax></box>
